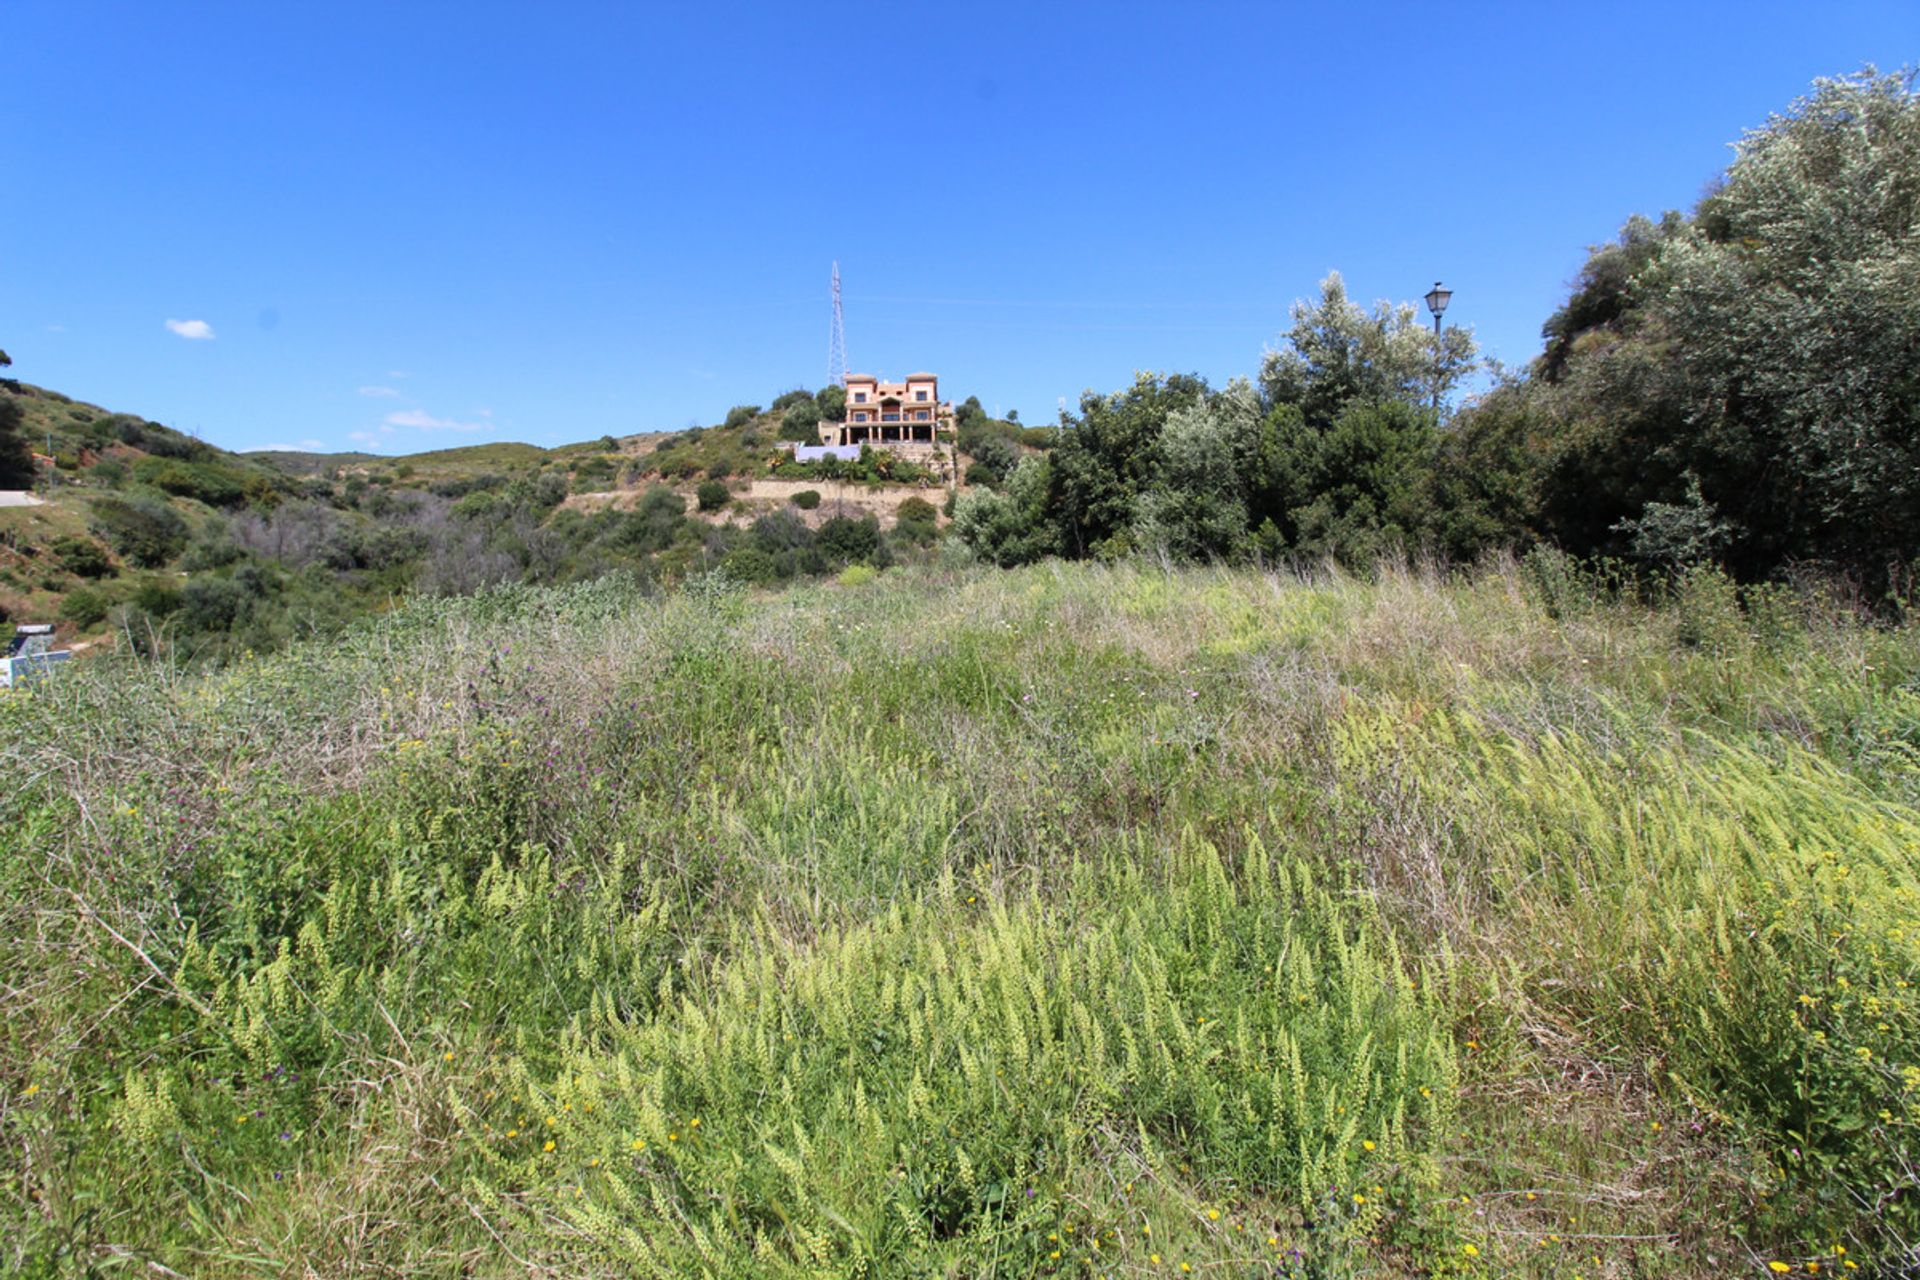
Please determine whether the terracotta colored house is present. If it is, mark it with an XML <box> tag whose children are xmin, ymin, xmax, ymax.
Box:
<box><xmin>820</xmin><ymin>372</ymin><xmax>953</xmax><ymax>446</ymax></box>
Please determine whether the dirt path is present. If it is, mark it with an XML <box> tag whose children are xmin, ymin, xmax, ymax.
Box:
<box><xmin>562</xmin><ymin>478</ymin><xmax>956</xmax><ymax>528</ymax></box>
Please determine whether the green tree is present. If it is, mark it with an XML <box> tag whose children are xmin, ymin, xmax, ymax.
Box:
<box><xmin>1471</xmin><ymin>67</ymin><xmax>1920</xmax><ymax>584</ymax></box>
<box><xmin>0</xmin><ymin>391</ymin><xmax>33</xmax><ymax>488</ymax></box>
<box><xmin>953</xmin><ymin>455</ymin><xmax>1058</xmax><ymax>567</ymax></box>
<box><xmin>1283</xmin><ymin>399</ymin><xmax>1439</xmax><ymax>561</ymax></box>
<box><xmin>1047</xmin><ymin>372</ymin><xmax>1209</xmax><ymax>557</ymax></box>
<box><xmin>1132</xmin><ymin>382</ymin><xmax>1261</xmax><ymax>561</ymax></box>
<box><xmin>780</xmin><ymin>398</ymin><xmax>822</xmax><ymax>442</ymax></box>
<box><xmin>815</xmin><ymin>385</ymin><xmax>847</xmax><ymax>422</ymax></box>
<box><xmin>0</xmin><ymin>350</ymin><xmax>35</xmax><ymax>488</ymax></box>
<box><xmin>1260</xmin><ymin>272</ymin><xmax>1476</xmax><ymax>429</ymax></box>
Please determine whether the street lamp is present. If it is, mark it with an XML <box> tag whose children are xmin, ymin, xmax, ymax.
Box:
<box><xmin>1423</xmin><ymin>282</ymin><xmax>1452</xmax><ymax>415</ymax></box>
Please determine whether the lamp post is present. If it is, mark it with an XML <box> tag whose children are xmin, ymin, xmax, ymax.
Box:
<box><xmin>1424</xmin><ymin>281</ymin><xmax>1452</xmax><ymax>417</ymax></box>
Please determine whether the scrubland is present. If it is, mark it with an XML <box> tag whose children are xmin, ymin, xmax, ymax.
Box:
<box><xmin>2</xmin><ymin>558</ymin><xmax>1915</xmax><ymax>1277</ymax></box>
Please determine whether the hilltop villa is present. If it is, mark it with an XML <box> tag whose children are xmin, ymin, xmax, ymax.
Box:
<box><xmin>818</xmin><ymin>372</ymin><xmax>954</xmax><ymax>447</ymax></box>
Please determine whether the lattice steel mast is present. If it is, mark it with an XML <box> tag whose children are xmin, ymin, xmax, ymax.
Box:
<box><xmin>827</xmin><ymin>262</ymin><xmax>848</xmax><ymax>388</ymax></box>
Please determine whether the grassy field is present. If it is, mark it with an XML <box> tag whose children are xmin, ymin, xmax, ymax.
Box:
<box><xmin>2</xmin><ymin>558</ymin><xmax>1916</xmax><ymax>1277</ymax></box>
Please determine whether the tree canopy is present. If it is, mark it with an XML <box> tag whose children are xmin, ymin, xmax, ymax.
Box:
<box><xmin>956</xmin><ymin>68</ymin><xmax>1920</xmax><ymax>593</ymax></box>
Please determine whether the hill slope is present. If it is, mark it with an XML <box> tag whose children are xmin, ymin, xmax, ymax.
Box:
<box><xmin>0</xmin><ymin>380</ymin><xmax>986</xmax><ymax>657</ymax></box>
<box><xmin>4</xmin><ymin>560</ymin><xmax>1915</xmax><ymax>1274</ymax></box>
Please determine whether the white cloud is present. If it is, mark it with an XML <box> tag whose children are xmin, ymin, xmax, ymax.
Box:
<box><xmin>257</xmin><ymin>439</ymin><xmax>328</xmax><ymax>452</ymax></box>
<box><xmin>385</xmin><ymin>408</ymin><xmax>486</xmax><ymax>433</ymax></box>
<box><xmin>358</xmin><ymin>385</ymin><xmax>400</xmax><ymax>398</ymax></box>
<box><xmin>165</xmin><ymin>318</ymin><xmax>215</xmax><ymax>340</ymax></box>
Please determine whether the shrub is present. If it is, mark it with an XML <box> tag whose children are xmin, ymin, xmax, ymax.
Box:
<box><xmin>696</xmin><ymin>480</ymin><xmax>731</xmax><ymax>512</ymax></box>
<box><xmin>896</xmin><ymin>496</ymin><xmax>938</xmax><ymax>525</ymax></box>
<box><xmin>817</xmin><ymin>514</ymin><xmax>888</xmax><ymax>567</ymax></box>
<box><xmin>780</xmin><ymin>399</ymin><xmax>822</xmax><ymax>442</ymax></box>
<box><xmin>57</xmin><ymin>585</ymin><xmax>110</xmax><ymax>628</ymax></box>
<box><xmin>180</xmin><ymin>525</ymin><xmax>247</xmax><ymax>571</ymax></box>
<box><xmin>964</xmin><ymin>434</ymin><xmax>1021</xmax><ymax>485</ymax></box>
<box><xmin>791</xmin><ymin>489</ymin><xmax>821</xmax><ymax>510</ymax></box>
<box><xmin>431</xmin><ymin>473</ymin><xmax>508</xmax><ymax>500</ymax></box>
<box><xmin>894</xmin><ymin>495</ymin><xmax>940</xmax><ymax>546</ymax></box>
<box><xmin>89</xmin><ymin>496</ymin><xmax>189</xmax><ymax>568</ymax></box>
<box><xmin>816</xmin><ymin>384</ymin><xmax>847</xmax><ymax>422</ymax></box>
<box><xmin>723</xmin><ymin>404</ymin><xmax>762</xmax><ymax>431</ymax></box>
<box><xmin>130</xmin><ymin>457</ymin><xmax>250</xmax><ymax>508</ymax></box>
<box><xmin>50</xmin><ymin>535</ymin><xmax>114</xmax><ymax>579</ymax></box>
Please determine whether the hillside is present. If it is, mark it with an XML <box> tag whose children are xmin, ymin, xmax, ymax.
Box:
<box><xmin>4</xmin><ymin>559</ymin><xmax>1915</xmax><ymax>1275</ymax></box>
<box><xmin>1</xmin><ymin>379</ymin><xmax>1024</xmax><ymax>660</ymax></box>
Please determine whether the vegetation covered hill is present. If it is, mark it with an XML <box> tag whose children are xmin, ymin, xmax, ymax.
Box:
<box><xmin>0</xmin><ymin>379</ymin><xmax>1019</xmax><ymax>662</ymax></box>
<box><xmin>4</xmin><ymin>559</ymin><xmax>1916</xmax><ymax>1275</ymax></box>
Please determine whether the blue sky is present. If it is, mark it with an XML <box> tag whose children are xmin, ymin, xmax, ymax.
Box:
<box><xmin>2</xmin><ymin>2</ymin><xmax>1914</xmax><ymax>454</ymax></box>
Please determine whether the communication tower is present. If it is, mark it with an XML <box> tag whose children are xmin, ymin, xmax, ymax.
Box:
<box><xmin>827</xmin><ymin>262</ymin><xmax>849</xmax><ymax>388</ymax></box>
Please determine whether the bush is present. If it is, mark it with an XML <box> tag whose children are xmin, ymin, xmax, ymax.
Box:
<box><xmin>780</xmin><ymin>399</ymin><xmax>822</xmax><ymax>442</ymax></box>
<box><xmin>791</xmin><ymin>489</ymin><xmax>821</xmax><ymax>510</ymax></box>
<box><xmin>89</xmin><ymin>496</ymin><xmax>189</xmax><ymax>568</ymax></box>
<box><xmin>817</xmin><ymin>514</ymin><xmax>891</xmax><ymax>568</ymax></box>
<box><xmin>57</xmin><ymin>585</ymin><xmax>110</xmax><ymax>628</ymax></box>
<box><xmin>723</xmin><ymin>405</ymin><xmax>762</xmax><ymax>431</ymax></box>
<box><xmin>963</xmin><ymin>434</ymin><xmax>1021</xmax><ymax>485</ymax></box>
<box><xmin>894</xmin><ymin>496</ymin><xmax>940</xmax><ymax>546</ymax></box>
<box><xmin>180</xmin><ymin>524</ymin><xmax>247</xmax><ymax>571</ymax></box>
<box><xmin>696</xmin><ymin>480</ymin><xmax>731</xmax><ymax>512</ymax></box>
<box><xmin>130</xmin><ymin>457</ymin><xmax>251</xmax><ymax>508</ymax></box>
<box><xmin>606</xmin><ymin>487</ymin><xmax>688</xmax><ymax>555</ymax></box>
<box><xmin>50</xmin><ymin>536</ymin><xmax>114</xmax><ymax>579</ymax></box>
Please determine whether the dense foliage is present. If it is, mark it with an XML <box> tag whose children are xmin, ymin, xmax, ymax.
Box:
<box><xmin>1447</xmin><ymin>68</ymin><xmax>1920</xmax><ymax>585</ymax></box>
<box><xmin>956</xmin><ymin>280</ymin><xmax>1476</xmax><ymax>566</ymax></box>
<box><xmin>956</xmin><ymin>69</ymin><xmax>1920</xmax><ymax>595</ymax></box>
